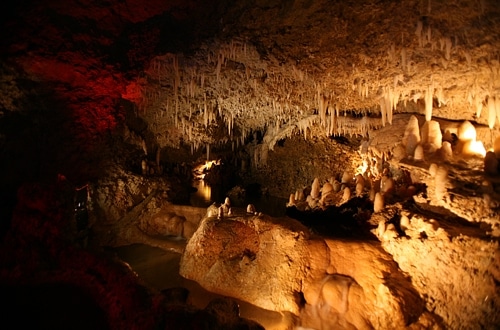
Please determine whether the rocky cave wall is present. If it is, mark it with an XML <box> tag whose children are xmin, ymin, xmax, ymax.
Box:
<box><xmin>1</xmin><ymin>1</ymin><xmax>500</xmax><ymax>330</ymax></box>
<box><xmin>1</xmin><ymin>0</ymin><xmax>500</xmax><ymax>184</ymax></box>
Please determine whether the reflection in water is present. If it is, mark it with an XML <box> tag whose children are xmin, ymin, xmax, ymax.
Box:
<box><xmin>190</xmin><ymin>180</ymin><xmax>287</xmax><ymax>217</ymax></box>
<box><xmin>113</xmin><ymin>244</ymin><xmax>295</xmax><ymax>330</ymax></box>
<box><xmin>190</xmin><ymin>180</ymin><xmax>212</xmax><ymax>207</ymax></box>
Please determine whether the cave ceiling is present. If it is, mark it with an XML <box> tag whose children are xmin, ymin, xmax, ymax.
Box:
<box><xmin>1</xmin><ymin>0</ymin><xmax>500</xmax><ymax>154</ymax></box>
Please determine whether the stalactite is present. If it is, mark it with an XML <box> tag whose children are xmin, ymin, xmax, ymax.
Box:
<box><xmin>380</xmin><ymin>95</ymin><xmax>387</xmax><ymax>127</ymax></box>
<box><xmin>425</xmin><ymin>85</ymin><xmax>434</xmax><ymax>121</ymax></box>
<box><xmin>401</xmin><ymin>48</ymin><xmax>407</xmax><ymax>71</ymax></box>
<box><xmin>416</xmin><ymin>20</ymin><xmax>423</xmax><ymax>47</ymax></box>
<box><xmin>386</xmin><ymin>88</ymin><xmax>393</xmax><ymax>125</ymax></box>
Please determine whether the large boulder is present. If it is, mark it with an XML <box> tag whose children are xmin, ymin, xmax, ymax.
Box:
<box><xmin>179</xmin><ymin>212</ymin><xmax>429</xmax><ymax>329</ymax></box>
<box><xmin>180</xmin><ymin>212</ymin><xmax>311</xmax><ymax>314</ymax></box>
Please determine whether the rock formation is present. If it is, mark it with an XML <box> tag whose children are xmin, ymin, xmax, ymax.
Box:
<box><xmin>180</xmin><ymin>212</ymin><xmax>429</xmax><ymax>329</ymax></box>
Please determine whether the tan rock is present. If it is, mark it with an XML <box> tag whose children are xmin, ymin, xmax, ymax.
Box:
<box><xmin>180</xmin><ymin>215</ymin><xmax>425</xmax><ymax>329</ymax></box>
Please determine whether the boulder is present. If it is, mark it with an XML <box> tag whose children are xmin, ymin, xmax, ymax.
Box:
<box><xmin>180</xmin><ymin>213</ymin><xmax>426</xmax><ymax>329</ymax></box>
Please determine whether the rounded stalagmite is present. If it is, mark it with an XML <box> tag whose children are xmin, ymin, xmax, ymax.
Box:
<box><xmin>374</xmin><ymin>192</ymin><xmax>384</xmax><ymax>213</ymax></box>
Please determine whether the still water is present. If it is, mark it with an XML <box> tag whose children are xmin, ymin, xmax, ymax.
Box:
<box><xmin>189</xmin><ymin>179</ymin><xmax>287</xmax><ymax>217</ymax></box>
<box><xmin>112</xmin><ymin>180</ymin><xmax>294</xmax><ymax>329</ymax></box>
<box><xmin>113</xmin><ymin>244</ymin><xmax>295</xmax><ymax>330</ymax></box>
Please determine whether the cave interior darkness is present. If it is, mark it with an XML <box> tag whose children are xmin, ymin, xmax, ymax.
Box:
<box><xmin>1</xmin><ymin>0</ymin><xmax>500</xmax><ymax>329</ymax></box>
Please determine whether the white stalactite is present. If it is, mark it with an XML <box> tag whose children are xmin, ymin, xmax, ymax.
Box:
<box><xmin>425</xmin><ymin>85</ymin><xmax>434</xmax><ymax>121</ymax></box>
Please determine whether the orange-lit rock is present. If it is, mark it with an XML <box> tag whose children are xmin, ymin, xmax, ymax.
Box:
<box><xmin>180</xmin><ymin>212</ymin><xmax>429</xmax><ymax>329</ymax></box>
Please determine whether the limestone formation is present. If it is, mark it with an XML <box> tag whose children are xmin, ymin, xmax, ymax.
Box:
<box><xmin>341</xmin><ymin>171</ymin><xmax>353</xmax><ymax>184</ymax></box>
<box><xmin>246</xmin><ymin>204</ymin><xmax>256</xmax><ymax>214</ymax></box>
<box><xmin>355</xmin><ymin>182</ymin><xmax>364</xmax><ymax>197</ymax></box>
<box><xmin>462</xmin><ymin>140</ymin><xmax>486</xmax><ymax>157</ymax></box>
<box><xmin>402</xmin><ymin>115</ymin><xmax>421</xmax><ymax>157</ymax></box>
<box><xmin>310</xmin><ymin>178</ymin><xmax>320</xmax><ymax>199</ymax></box>
<box><xmin>321</xmin><ymin>182</ymin><xmax>334</xmax><ymax>196</ymax></box>
<box><xmin>3</xmin><ymin>1</ymin><xmax>500</xmax><ymax>329</ymax></box>
<box><xmin>376</xmin><ymin>220</ymin><xmax>386</xmax><ymax>238</ymax></box>
<box><xmin>380</xmin><ymin>175</ymin><xmax>395</xmax><ymax>196</ymax></box>
<box><xmin>374</xmin><ymin>192</ymin><xmax>384</xmax><ymax>213</ymax></box>
<box><xmin>457</xmin><ymin>121</ymin><xmax>476</xmax><ymax>142</ymax></box>
<box><xmin>429</xmin><ymin>163</ymin><xmax>438</xmax><ymax>177</ymax></box>
<box><xmin>382</xmin><ymin>223</ymin><xmax>398</xmax><ymax>241</ymax></box>
<box><xmin>180</xmin><ymin>214</ymin><xmax>427</xmax><ymax>329</ymax></box>
<box><xmin>414</xmin><ymin>144</ymin><xmax>425</xmax><ymax>161</ymax></box>
<box><xmin>341</xmin><ymin>187</ymin><xmax>351</xmax><ymax>204</ymax></box>
<box><xmin>438</xmin><ymin>141</ymin><xmax>453</xmax><ymax>161</ymax></box>
<box><xmin>421</xmin><ymin>120</ymin><xmax>442</xmax><ymax>153</ymax></box>
<box><xmin>400</xmin><ymin>214</ymin><xmax>410</xmax><ymax>232</ymax></box>
<box><xmin>332</xmin><ymin>180</ymin><xmax>342</xmax><ymax>193</ymax></box>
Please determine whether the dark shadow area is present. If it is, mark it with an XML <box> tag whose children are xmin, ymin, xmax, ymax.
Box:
<box><xmin>286</xmin><ymin>197</ymin><xmax>377</xmax><ymax>239</ymax></box>
<box><xmin>0</xmin><ymin>282</ymin><xmax>109</xmax><ymax>330</ymax></box>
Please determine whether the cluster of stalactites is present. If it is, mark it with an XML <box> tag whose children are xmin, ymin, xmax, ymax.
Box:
<box><xmin>139</xmin><ymin>39</ymin><xmax>326</xmax><ymax>153</ymax></box>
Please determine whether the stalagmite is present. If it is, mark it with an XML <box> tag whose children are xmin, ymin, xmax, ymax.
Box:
<box><xmin>429</xmin><ymin>163</ymin><xmax>438</xmax><ymax>177</ymax></box>
<box><xmin>369</xmin><ymin>186</ymin><xmax>376</xmax><ymax>202</ymax></box>
<box><xmin>439</xmin><ymin>141</ymin><xmax>453</xmax><ymax>161</ymax></box>
<box><xmin>321</xmin><ymin>182</ymin><xmax>334</xmax><ymax>196</ymax></box>
<box><xmin>400</xmin><ymin>214</ymin><xmax>410</xmax><ymax>232</ymax></box>
<box><xmin>341</xmin><ymin>171</ymin><xmax>353</xmax><ymax>184</ymax></box>
<box><xmin>374</xmin><ymin>192</ymin><xmax>384</xmax><ymax>213</ymax></box>
<box><xmin>442</xmin><ymin>129</ymin><xmax>453</xmax><ymax>143</ymax></box>
<box><xmin>355</xmin><ymin>182</ymin><xmax>364</xmax><ymax>197</ymax></box>
<box><xmin>246</xmin><ymin>204</ymin><xmax>256</xmax><ymax>214</ymax></box>
<box><xmin>380</xmin><ymin>176</ymin><xmax>395</xmax><ymax>196</ymax></box>
<box><xmin>462</xmin><ymin>140</ymin><xmax>486</xmax><ymax>157</ymax></box>
<box><xmin>402</xmin><ymin>115</ymin><xmax>420</xmax><ymax>155</ymax></box>
<box><xmin>311</xmin><ymin>178</ymin><xmax>321</xmax><ymax>199</ymax></box>
<box><xmin>306</xmin><ymin>195</ymin><xmax>317</xmax><ymax>209</ymax></box>
<box><xmin>457</xmin><ymin>121</ymin><xmax>476</xmax><ymax>142</ymax></box>
<box><xmin>376</xmin><ymin>220</ymin><xmax>386</xmax><ymax>238</ymax></box>
<box><xmin>333</xmin><ymin>180</ymin><xmax>342</xmax><ymax>193</ymax></box>
<box><xmin>425</xmin><ymin>120</ymin><xmax>442</xmax><ymax>152</ymax></box>
<box><xmin>218</xmin><ymin>206</ymin><xmax>224</xmax><ymax>219</ymax></box>
<box><xmin>414</xmin><ymin>144</ymin><xmax>425</xmax><ymax>161</ymax></box>
<box><xmin>288</xmin><ymin>193</ymin><xmax>296</xmax><ymax>207</ymax></box>
<box><xmin>434</xmin><ymin>166</ymin><xmax>448</xmax><ymax>202</ymax></box>
<box><xmin>342</xmin><ymin>187</ymin><xmax>351</xmax><ymax>203</ymax></box>
<box><xmin>355</xmin><ymin>173</ymin><xmax>365</xmax><ymax>185</ymax></box>
<box><xmin>382</xmin><ymin>223</ymin><xmax>399</xmax><ymax>241</ymax></box>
